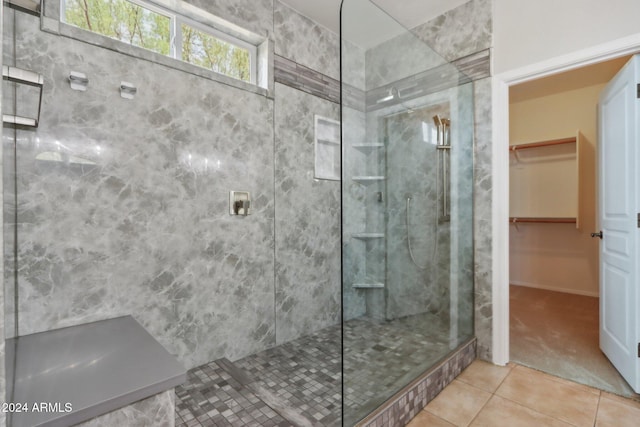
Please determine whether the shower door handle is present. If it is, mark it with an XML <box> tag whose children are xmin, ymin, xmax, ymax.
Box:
<box><xmin>590</xmin><ymin>231</ymin><xmax>603</xmax><ymax>239</ymax></box>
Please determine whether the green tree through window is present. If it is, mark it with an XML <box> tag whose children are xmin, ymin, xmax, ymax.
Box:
<box><xmin>64</xmin><ymin>0</ymin><xmax>253</xmax><ymax>83</ymax></box>
<box><xmin>182</xmin><ymin>24</ymin><xmax>250</xmax><ymax>82</ymax></box>
<box><xmin>65</xmin><ymin>0</ymin><xmax>171</xmax><ymax>55</ymax></box>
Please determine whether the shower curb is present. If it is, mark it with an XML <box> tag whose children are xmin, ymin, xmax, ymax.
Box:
<box><xmin>355</xmin><ymin>337</ymin><xmax>477</xmax><ymax>427</ymax></box>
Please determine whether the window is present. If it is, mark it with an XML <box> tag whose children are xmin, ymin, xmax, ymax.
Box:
<box><xmin>181</xmin><ymin>22</ymin><xmax>253</xmax><ymax>83</ymax></box>
<box><xmin>62</xmin><ymin>0</ymin><xmax>256</xmax><ymax>84</ymax></box>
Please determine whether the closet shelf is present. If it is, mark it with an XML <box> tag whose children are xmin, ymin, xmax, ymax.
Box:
<box><xmin>352</xmin><ymin>282</ymin><xmax>385</xmax><ymax>289</ymax></box>
<box><xmin>509</xmin><ymin>217</ymin><xmax>577</xmax><ymax>224</ymax></box>
<box><xmin>509</xmin><ymin>131</ymin><xmax>581</xmax><ymax>229</ymax></box>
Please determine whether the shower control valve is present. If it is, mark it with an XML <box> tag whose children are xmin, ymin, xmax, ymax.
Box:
<box><xmin>230</xmin><ymin>191</ymin><xmax>251</xmax><ymax>216</ymax></box>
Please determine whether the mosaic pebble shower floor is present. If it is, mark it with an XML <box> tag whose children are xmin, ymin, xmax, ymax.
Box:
<box><xmin>175</xmin><ymin>313</ymin><xmax>458</xmax><ymax>427</ymax></box>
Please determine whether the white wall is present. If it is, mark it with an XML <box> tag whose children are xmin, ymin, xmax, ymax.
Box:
<box><xmin>509</xmin><ymin>83</ymin><xmax>603</xmax><ymax>297</ymax></box>
<box><xmin>493</xmin><ymin>0</ymin><xmax>640</xmax><ymax>73</ymax></box>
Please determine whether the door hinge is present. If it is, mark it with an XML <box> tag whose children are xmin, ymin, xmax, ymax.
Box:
<box><xmin>637</xmin><ymin>84</ymin><xmax>640</xmax><ymax>99</ymax></box>
<box><xmin>638</xmin><ymin>213</ymin><xmax>640</xmax><ymax>228</ymax></box>
<box><xmin>638</xmin><ymin>342</ymin><xmax>640</xmax><ymax>358</ymax></box>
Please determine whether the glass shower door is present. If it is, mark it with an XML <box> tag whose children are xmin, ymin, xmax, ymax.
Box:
<box><xmin>341</xmin><ymin>0</ymin><xmax>475</xmax><ymax>423</ymax></box>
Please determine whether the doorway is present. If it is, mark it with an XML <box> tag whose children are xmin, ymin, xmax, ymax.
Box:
<box><xmin>506</xmin><ymin>57</ymin><xmax>639</xmax><ymax>398</ymax></box>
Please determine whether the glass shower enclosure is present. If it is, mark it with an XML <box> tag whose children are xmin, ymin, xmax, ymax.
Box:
<box><xmin>341</xmin><ymin>0</ymin><xmax>475</xmax><ymax>423</ymax></box>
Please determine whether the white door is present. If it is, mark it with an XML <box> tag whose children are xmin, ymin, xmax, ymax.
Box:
<box><xmin>597</xmin><ymin>54</ymin><xmax>640</xmax><ymax>393</ymax></box>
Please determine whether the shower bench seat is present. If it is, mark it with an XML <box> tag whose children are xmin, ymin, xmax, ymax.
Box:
<box><xmin>6</xmin><ymin>315</ymin><xmax>186</xmax><ymax>427</ymax></box>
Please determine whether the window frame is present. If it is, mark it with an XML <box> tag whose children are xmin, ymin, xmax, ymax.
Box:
<box><xmin>178</xmin><ymin>15</ymin><xmax>257</xmax><ymax>84</ymax></box>
<box><xmin>59</xmin><ymin>0</ymin><xmax>257</xmax><ymax>85</ymax></box>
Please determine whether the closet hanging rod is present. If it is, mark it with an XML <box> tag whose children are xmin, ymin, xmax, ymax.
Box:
<box><xmin>509</xmin><ymin>217</ymin><xmax>577</xmax><ymax>224</ymax></box>
<box><xmin>509</xmin><ymin>137</ymin><xmax>576</xmax><ymax>151</ymax></box>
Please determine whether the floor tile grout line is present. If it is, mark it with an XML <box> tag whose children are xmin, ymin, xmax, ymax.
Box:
<box><xmin>599</xmin><ymin>390</ymin><xmax>640</xmax><ymax>407</ymax></box>
<box><xmin>461</xmin><ymin>364</ymin><xmax>517</xmax><ymax>425</ymax></box>
<box><xmin>455</xmin><ymin>362</ymin><xmax>513</xmax><ymax>394</ymax></box>
<box><xmin>593</xmin><ymin>392</ymin><xmax>602</xmax><ymax>427</ymax></box>
<box><xmin>512</xmin><ymin>363</ymin><xmax>603</xmax><ymax>396</ymax></box>
<box><xmin>493</xmin><ymin>389</ymin><xmax>590</xmax><ymax>427</ymax></box>
<box><xmin>464</xmin><ymin>390</ymin><xmax>494</xmax><ymax>427</ymax></box>
<box><xmin>484</xmin><ymin>362</ymin><xmax>514</xmax><ymax>394</ymax></box>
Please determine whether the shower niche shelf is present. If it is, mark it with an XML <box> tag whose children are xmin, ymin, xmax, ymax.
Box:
<box><xmin>314</xmin><ymin>115</ymin><xmax>340</xmax><ymax>181</ymax></box>
<box><xmin>352</xmin><ymin>282</ymin><xmax>385</xmax><ymax>289</ymax></box>
<box><xmin>352</xmin><ymin>176</ymin><xmax>385</xmax><ymax>184</ymax></box>
<box><xmin>352</xmin><ymin>232</ymin><xmax>384</xmax><ymax>239</ymax></box>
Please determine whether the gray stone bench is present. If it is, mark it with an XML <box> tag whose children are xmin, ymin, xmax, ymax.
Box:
<box><xmin>6</xmin><ymin>316</ymin><xmax>186</xmax><ymax>427</ymax></box>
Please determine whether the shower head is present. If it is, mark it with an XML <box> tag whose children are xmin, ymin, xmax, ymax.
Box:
<box><xmin>433</xmin><ymin>115</ymin><xmax>443</xmax><ymax>127</ymax></box>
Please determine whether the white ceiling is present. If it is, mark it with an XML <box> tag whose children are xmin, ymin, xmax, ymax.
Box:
<box><xmin>280</xmin><ymin>0</ymin><xmax>470</xmax><ymax>47</ymax></box>
<box><xmin>510</xmin><ymin>56</ymin><xmax>631</xmax><ymax>103</ymax></box>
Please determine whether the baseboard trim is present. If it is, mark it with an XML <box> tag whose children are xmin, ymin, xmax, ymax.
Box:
<box><xmin>510</xmin><ymin>281</ymin><xmax>599</xmax><ymax>298</ymax></box>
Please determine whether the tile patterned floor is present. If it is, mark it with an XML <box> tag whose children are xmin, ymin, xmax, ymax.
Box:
<box><xmin>175</xmin><ymin>325</ymin><xmax>342</xmax><ymax>427</ymax></box>
<box><xmin>176</xmin><ymin>312</ymin><xmax>456</xmax><ymax>427</ymax></box>
<box><xmin>408</xmin><ymin>360</ymin><xmax>640</xmax><ymax>427</ymax></box>
<box><xmin>175</xmin><ymin>359</ymin><xmax>290</xmax><ymax>427</ymax></box>
<box><xmin>343</xmin><ymin>313</ymin><xmax>452</xmax><ymax>425</ymax></box>
<box><xmin>234</xmin><ymin>326</ymin><xmax>342</xmax><ymax>427</ymax></box>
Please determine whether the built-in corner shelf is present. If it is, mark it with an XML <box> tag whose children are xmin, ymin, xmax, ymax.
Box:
<box><xmin>353</xmin><ymin>143</ymin><xmax>384</xmax><ymax>152</ymax></box>
<box><xmin>352</xmin><ymin>176</ymin><xmax>385</xmax><ymax>184</ymax></box>
<box><xmin>352</xmin><ymin>282</ymin><xmax>385</xmax><ymax>289</ymax></box>
<box><xmin>509</xmin><ymin>132</ymin><xmax>582</xmax><ymax>229</ymax></box>
<box><xmin>351</xmin><ymin>232</ymin><xmax>384</xmax><ymax>239</ymax></box>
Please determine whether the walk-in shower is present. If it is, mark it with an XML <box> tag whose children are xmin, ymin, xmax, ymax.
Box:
<box><xmin>341</xmin><ymin>0</ymin><xmax>475</xmax><ymax>423</ymax></box>
<box><xmin>405</xmin><ymin>114</ymin><xmax>451</xmax><ymax>270</ymax></box>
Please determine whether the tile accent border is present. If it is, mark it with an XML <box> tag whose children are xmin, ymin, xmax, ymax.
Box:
<box><xmin>274</xmin><ymin>49</ymin><xmax>490</xmax><ymax>112</ymax></box>
<box><xmin>274</xmin><ymin>54</ymin><xmax>340</xmax><ymax>104</ymax></box>
<box><xmin>357</xmin><ymin>338</ymin><xmax>477</xmax><ymax>427</ymax></box>
<box><xmin>366</xmin><ymin>49</ymin><xmax>491</xmax><ymax>112</ymax></box>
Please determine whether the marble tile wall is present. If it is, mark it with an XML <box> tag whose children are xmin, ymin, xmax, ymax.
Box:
<box><xmin>3</xmin><ymin>4</ymin><xmax>17</xmax><ymax>345</ymax></box>
<box><xmin>3</xmin><ymin>0</ymin><xmax>343</xmax><ymax>372</ymax></box>
<box><xmin>273</xmin><ymin>82</ymin><xmax>340</xmax><ymax>344</ymax></box>
<box><xmin>348</xmin><ymin>4</ymin><xmax>478</xmax><ymax>335</ymax></box>
<box><xmin>411</xmin><ymin>0</ymin><xmax>492</xmax><ymax>63</ymax></box>
<box><xmin>364</xmin><ymin>31</ymin><xmax>446</xmax><ymax>91</ymax></box>
<box><xmin>381</xmin><ymin>103</ymin><xmax>452</xmax><ymax>321</ymax></box>
<box><xmin>342</xmin><ymin>103</ymin><xmax>368</xmax><ymax>321</ymax></box>
<box><xmin>7</xmin><ymin>11</ymin><xmax>276</xmax><ymax>369</ymax></box>
<box><xmin>273</xmin><ymin>54</ymin><xmax>340</xmax><ymax>104</ymax></box>
<box><xmin>410</xmin><ymin>0</ymin><xmax>494</xmax><ymax>360</ymax></box>
<box><xmin>0</xmin><ymin>3</ymin><xmax>5</xmax><ymax>425</ymax></box>
<box><xmin>184</xmin><ymin>0</ymin><xmax>273</xmax><ymax>37</ymax></box>
<box><xmin>472</xmin><ymin>77</ymin><xmax>493</xmax><ymax>360</ymax></box>
<box><xmin>274</xmin><ymin>1</ymin><xmax>340</xmax><ymax>81</ymax></box>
